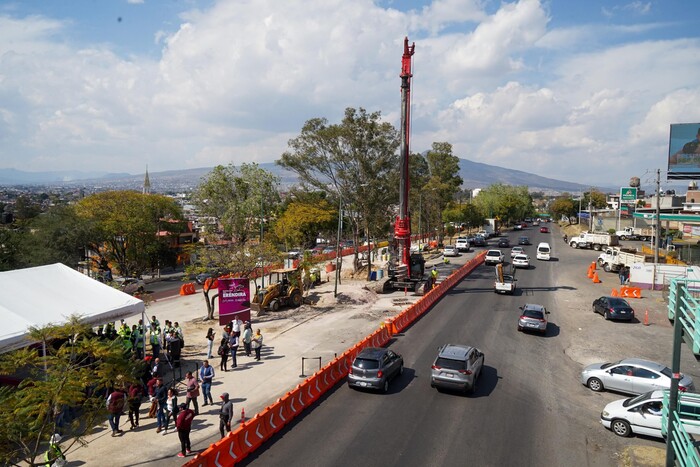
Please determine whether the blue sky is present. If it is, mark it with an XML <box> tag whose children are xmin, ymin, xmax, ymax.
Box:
<box><xmin>1</xmin><ymin>0</ymin><xmax>699</xmax><ymax>187</ymax></box>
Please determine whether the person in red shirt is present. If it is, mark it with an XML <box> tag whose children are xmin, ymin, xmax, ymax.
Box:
<box><xmin>175</xmin><ymin>402</ymin><xmax>195</xmax><ymax>458</ymax></box>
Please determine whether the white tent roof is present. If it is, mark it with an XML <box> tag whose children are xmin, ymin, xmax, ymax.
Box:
<box><xmin>0</xmin><ymin>263</ymin><xmax>145</xmax><ymax>353</ymax></box>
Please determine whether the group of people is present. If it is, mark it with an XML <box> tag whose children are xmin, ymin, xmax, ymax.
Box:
<box><xmin>211</xmin><ymin>317</ymin><xmax>264</xmax><ymax>372</ymax></box>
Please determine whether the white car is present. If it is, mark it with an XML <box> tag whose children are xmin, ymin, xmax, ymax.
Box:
<box><xmin>512</xmin><ymin>254</ymin><xmax>530</xmax><ymax>269</ymax></box>
<box><xmin>443</xmin><ymin>245</ymin><xmax>458</xmax><ymax>257</ymax></box>
<box><xmin>455</xmin><ymin>238</ymin><xmax>470</xmax><ymax>252</ymax></box>
<box><xmin>510</xmin><ymin>246</ymin><xmax>525</xmax><ymax>258</ymax></box>
<box><xmin>484</xmin><ymin>249</ymin><xmax>504</xmax><ymax>265</ymax></box>
<box><xmin>600</xmin><ymin>390</ymin><xmax>700</xmax><ymax>439</ymax></box>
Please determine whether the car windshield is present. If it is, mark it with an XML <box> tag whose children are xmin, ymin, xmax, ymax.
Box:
<box><xmin>354</xmin><ymin>358</ymin><xmax>380</xmax><ymax>369</ymax></box>
<box><xmin>623</xmin><ymin>391</ymin><xmax>654</xmax><ymax>408</ymax></box>
<box><xmin>660</xmin><ymin>367</ymin><xmax>673</xmax><ymax>378</ymax></box>
<box><xmin>608</xmin><ymin>298</ymin><xmax>630</xmax><ymax>307</ymax></box>
<box><xmin>522</xmin><ymin>308</ymin><xmax>543</xmax><ymax>319</ymax></box>
<box><xmin>487</xmin><ymin>251</ymin><xmax>500</xmax><ymax>256</ymax></box>
<box><xmin>435</xmin><ymin>357</ymin><xmax>465</xmax><ymax>370</ymax></box>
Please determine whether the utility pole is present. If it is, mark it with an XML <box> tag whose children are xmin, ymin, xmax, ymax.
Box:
<box><xmin>334</xmin><ymin>196</ymin><xmax>342</xmax><ymax>298</ymax></box>
<box><xmin>654</xmin><ymin>168</ymin><xmax>661</xmax><ymax>268</ymax></box>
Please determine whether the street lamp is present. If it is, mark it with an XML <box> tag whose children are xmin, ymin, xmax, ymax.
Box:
<box><xmin>334</xmin><ymin>196</ymin><xmax>342</xmax><ymax>298</ymax></box>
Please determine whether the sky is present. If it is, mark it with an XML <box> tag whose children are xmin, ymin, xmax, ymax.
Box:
<box><xmin>1</xmin><ymin>0</ymin><xmax>699</xmax><ymax>188</ymax></box>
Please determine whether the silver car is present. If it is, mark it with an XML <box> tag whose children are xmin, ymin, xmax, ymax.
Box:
<box><xmin>581</xmin><ymin>358</ymin><xmax>695</xmax><ymax>395</ymax></box>
<box><xmin>430</xmin><ymin>344</ymin><xmax>484</xmax><ymax>394</ymax></box>
<box><xmin>348</xmin><ymin>347</ymin><xmax>403</xmax><ymax>393</ymax></box>
<box><xmin>517</xmin><ymin>304</ymin><xmax>549</xmax><ymax>334</ymax></box>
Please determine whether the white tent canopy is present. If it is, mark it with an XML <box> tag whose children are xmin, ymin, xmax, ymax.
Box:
<box><xmin>0</xmin><ymin>263</ymin><xmax>145</xmax><ymax>353</ymax></box>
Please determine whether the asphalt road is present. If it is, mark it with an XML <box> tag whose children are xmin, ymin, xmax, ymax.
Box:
<box><xmin>239</xmin><ymin>228</ymin><xmax>617</xmax><ymax>467</ymax></box>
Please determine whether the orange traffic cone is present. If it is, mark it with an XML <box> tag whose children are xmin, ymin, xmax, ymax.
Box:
<box><xmin>591</xmin><ymin>261</ymin><xmax>597</xmax><ymax>270</ymax></box>
<box><xmin>587</xmin><ymin>267</ymin><xmax>594</xmax><ymax>279</ymax></box>
<box><xmin>644</xmin><ymin>310</ymin><xmax>650</xmax><ymax>326</ymax></box>
<box><xmin>592</xmin><ymin>271</ymin><xmax>601</xmax><ymax>283</ymax></box>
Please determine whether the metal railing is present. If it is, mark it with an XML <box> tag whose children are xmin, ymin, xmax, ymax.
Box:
<box><xmin>662</xmin><ymin>390</ymin><xmax>700</xmax><ymax>467</ymax></box>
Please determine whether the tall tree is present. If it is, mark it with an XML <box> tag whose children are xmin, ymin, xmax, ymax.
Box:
<box><xmin>74</xmin><ymin>191</ymin><xmax>184</xmax><ymax>277</ymax></box>
<box><xmin>274</xmin><ymin>199</ymin><xmax>335</xmax><ymax>251</ymax></box>
<box><xmin>473</xmin><ymin>184</ymin><xmax>534</xmax><ymax>225</ymax></box>
<box><xmin>193</xmin><ymin>163</ymin><xmax>280</xmax><ymax>245</ymax></box>
<box><xmin>279</xmin><ymin>107</ymin><xmax>400</xmax><ymax>278</ymax></box>
<box><xmin>0</xmin><ymin>316</ymin><xmax>143</xmax><ymax>466</ymax></box>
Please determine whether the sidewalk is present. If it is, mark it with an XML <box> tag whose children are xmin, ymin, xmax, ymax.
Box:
<box><xmin>64</xmin><ymin>250</ymin><xmax>456</xmax><ymax>466</ymax></box>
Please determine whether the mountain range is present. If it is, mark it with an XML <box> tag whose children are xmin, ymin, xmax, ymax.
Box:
<box><xmin>0</xmin><ymin>159</ymin><xmax>608</xmax><ymax>193</ymax></box>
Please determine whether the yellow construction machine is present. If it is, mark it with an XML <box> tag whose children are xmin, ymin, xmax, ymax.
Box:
<box><xmin>250</xmin><ymin>267</ymin><xmax>304</xmax><ymax>313</ymax></box>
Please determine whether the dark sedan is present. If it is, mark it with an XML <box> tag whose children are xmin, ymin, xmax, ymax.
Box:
<box><xmin>348</xmin><ymin>347</ymin><xmax>404</xmax><ymax>393</ymax></box>
<box><xmin>592</xmin><ymin>296</ymin><xmax>635</xmax><ymax>321</ymax></box>
<box><xmin>497</xmin><ymin>238</ymin><xmax>510</xmax><ymax>247</ymax></box>
<box><xmin>518</xmin><ymin>236</ymin><xmax>530</xmax><ymax>245</ymax></box>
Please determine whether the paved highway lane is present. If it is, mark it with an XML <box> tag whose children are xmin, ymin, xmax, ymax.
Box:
<box><xmin>242</xmin><ymin>229</ymin><xmax>608</xmax><ymax>466</ymax></box>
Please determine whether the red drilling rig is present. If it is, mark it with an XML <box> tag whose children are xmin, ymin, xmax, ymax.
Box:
<box><xmin>379</xmin><ymin>37</ymin><xmax>429</xmax><ymax>294</ymax></box>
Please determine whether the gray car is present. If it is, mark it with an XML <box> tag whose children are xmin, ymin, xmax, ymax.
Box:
<box><xmin>517</xmin><ymin>303</ymin><xmax>549</xmax><ymax>334</ymax></box>
<box><xmin>580</xmin><ymin>358</ymin><xmax>695</xmax><ymax>395</ymax></box>
<box><xmin>430</xmin><ymin>344</ymin><xmax>484</xmax><ymax>394</ymax></box>
<box><xmin>348</xmin><ymin>347</ymin><xmax>403</xmax><ymax>393</ymax></box>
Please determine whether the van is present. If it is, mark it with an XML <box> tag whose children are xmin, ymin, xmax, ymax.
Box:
<box><xmin>536</xmin><ymin>242</ymin><xmax>550</xmax><ymax>261</ymax></box>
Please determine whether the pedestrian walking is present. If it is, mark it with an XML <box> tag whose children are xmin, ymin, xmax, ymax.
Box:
<box><xmin>127</xmin><ymin>382</ymin><xmax>143</xmax><ymax>430</ymax></box>
<box><xmin>44</xmin><ymin>433</ymin><xmax>66</xmax><ymax>467</ymax></box>
<box><xmin>175</xmin><ymin>402</ymin><xmax>194</xmax><ymax>458</ymax></box>
<box><xmin>205</xmin><ymin>328</ymin><xmax>216</xmax><ymax>359</ymax></box>
<box><xmin>164</xmin><ymin>387</ymin><xmax>179</xmax><ymax>434</ymax></box>
<box><xmin>618</xmin><ymin>268</ymin><xmax>626</xmax><ymax>285</ymax></box>
<box><xmin>218</xmin><ymin>337</ymin><xmax>229</xmax><ymax>372</ymax></box>
<box><xmin>199</xmin><ymin>360</ymin><xmax>215</xmax><ymax>406</ymax></box>
<box><xmin>184</xmin><ymin>371</ymin><xmax>199</xmax><ymax>415</ymax></box>
<box><xmin>154</xmin><ymin>378</ymin><xmax>168</xmax><ymax>433</ymax></box>
<box><xmin>219</xmin><ymin>392</ymin><xmax>234</xmax><ymax>439</ymax></box>
<box><xmin>242</xmin><ymin>322</ymin><xmax>252</xmax><ymax>357</ymax></box>
<box><xmin>106</xmin><ymin>387</ymin><xmax>127</xmax><ymax>437</ymax></box>
<box><xmin>252</xmin><ymin>329</ymin><xmax>263</xmax><ymax>361</ymax></box>
<box><xmin>228</xmin><ymin>333</ymin><xmax>239</xmax><ymax>368</ymax></box>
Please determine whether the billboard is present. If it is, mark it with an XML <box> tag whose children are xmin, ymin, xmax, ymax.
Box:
<box><xmin>217</xmin><ymin>277</ymin><xmax>251</xmax><ymax>326</ymax></box>
<box><xmin>668</xmin><ymin>123</ymin><xmax>700</xmax><ymax>180</ymax></box>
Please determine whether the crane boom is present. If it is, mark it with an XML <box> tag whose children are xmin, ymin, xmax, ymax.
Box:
<box><xmin>395</xmin><ymin>37</ymin><xmax>415</xmax><ymax>268</ymax></box>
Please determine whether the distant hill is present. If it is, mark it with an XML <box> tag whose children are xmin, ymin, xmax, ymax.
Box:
<box><xmin>0</xmin><ymin>158</ymin><xmax>602</xmax><ymax>193</ymax></box>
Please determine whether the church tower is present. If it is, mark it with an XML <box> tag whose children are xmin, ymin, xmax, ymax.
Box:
<box><xmin>143</xmin><ymin>165</ymin><xmax>151</xmax><ymax>194</ymax></box>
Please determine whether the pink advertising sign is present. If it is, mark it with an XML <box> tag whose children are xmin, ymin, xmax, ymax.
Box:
<box><xmin>217</xmin><ymin>278</ymin><xmax>251</xmax><ymax>326</ymax></box>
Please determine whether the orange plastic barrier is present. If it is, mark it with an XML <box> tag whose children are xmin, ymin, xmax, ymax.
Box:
<box><xmin>241</xmin><ymin>411</ymin><xmax>271</xmax><ymax>453</ymax></box>
<box><xmin>179</xmin><ymin>283</ymin><xmax>196</xmax><ymax>295</ymax></box>
<box><xmin>620</xmin><ymin>286</ymin><xmax>630</xmax><ymax>297</ymax></box>
<box><xmin>203</xmin><ymin>278</ymin><xmax>219</xmax><ymax>290</ymax></box>
<box><xmin>611</xmin><ymin>289</ymin><xmax>619</xmax><ymax>297</ymax></box>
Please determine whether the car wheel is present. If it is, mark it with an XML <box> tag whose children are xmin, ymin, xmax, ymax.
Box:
<box><xmin>587</xmin><ymin>377</ymin><xmax>604</xmax><ymax>392</ymax></box>
<box><xmin>270</xmin><ymin>299</ymin><xmax>280</xmax><ymax>312</ymax></box>
<box><xmin>593</xmin><ymin>305</ymin><xmax>598</xmax><ymax>315</ymax></box>
<box><xmin>517</xmin><ymin>326</ymin><xmax>523</xmax><ymax>332</ymax></box>
<box><xmin>382</xmin><ymin>380</ymin><xmax>389</xmax><ymax>393</ymax></box>
<box><xmin>611</xmin><ymin>419</ymin><xmax>632</xmax><ymax>437</ymax></box>
<box><xmin>603</xmin><ymin>264</ymin><xmax>611</xmax><ymax>273</ymax></box>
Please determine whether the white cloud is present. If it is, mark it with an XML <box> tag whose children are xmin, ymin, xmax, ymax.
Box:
<box><xmin>1</xmin><ymin>0</ymin><xmax>700</xmax><ymax>188</ymax></box>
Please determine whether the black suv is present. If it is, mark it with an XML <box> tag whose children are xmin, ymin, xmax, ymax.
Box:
<box><xmin>497</xmin><ymin>237</ymin><xmax>510</xmax><ymax>247</ymax></box>
<box><xmin>347</xmin><ymin>347</ymin><xmax>404</xmax><ymax>393</ymax></box>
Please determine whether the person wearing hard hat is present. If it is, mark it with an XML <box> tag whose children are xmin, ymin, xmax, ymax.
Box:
<box><xmin>44</xmin><ymin>433</ymin><xmax>66</xmax><ymax>466</ymax></box>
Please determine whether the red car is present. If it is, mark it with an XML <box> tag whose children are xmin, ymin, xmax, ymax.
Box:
<box><xmin>540</xmin><ymin>226</ymin><xmax>549</xmax><ymax>233</ymax></box>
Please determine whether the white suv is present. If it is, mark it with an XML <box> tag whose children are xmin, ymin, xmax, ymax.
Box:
<box><xmin>455</xmin><ymin>238</ymin><xmax>470</xmax><ymax>252</ymax></box>
<box><xmin>484</xmin><ymin>249</ymin><xmax>504</xmax><ymax>265</ymax></box>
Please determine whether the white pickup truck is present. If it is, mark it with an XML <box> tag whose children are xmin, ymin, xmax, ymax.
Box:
<box><xmin>597</xmin><ymin>247</ymin><xmax>648</xmax><ymax>273</ymax></box>
<box><xmin>569</xmin><ymin>232</ymin><xmax>619</xmax><ymax>251</ymax></box>
<box><xmin>494</xmin><ymin>264</ymin><xmax>516</xmax><ymax>294</ymax></box>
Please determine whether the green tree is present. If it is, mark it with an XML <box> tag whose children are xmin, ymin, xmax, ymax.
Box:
<box><xmin>473</xmin><ymin>184</ymin><xmax>533</xmax><ymax>225</ymax></box>
<box><xmin>279</xmin><ymin>107</ymin><xmax>400</xmax><ymax>279</ymax></box>
<box><xmin>0</xmin><ymin>228</ymin><xmax>25</xmax><ymax>272</ymax></box>
<box><xmin>193</xmin><ymin>164</ymin><xmax>280</xmax><ymax>245</ymax></box>
<box><xmin>0</xmin><ymin>316</ymin><xmax>143</xmax><ymax>466</ymax></box>
<box><xmin>274</xmin><ymin>199</ymin><xmax>335</xmax><ymax>251</ymax></box>
<box><xmin>74</xmin><ymin>191</ymin><xmax>184</xmax><ymax>277</ymax></box>
<box><xmin>550</xmin><ymin>198</ymin><xmax>576</xmax><ymax>224</ymax></box>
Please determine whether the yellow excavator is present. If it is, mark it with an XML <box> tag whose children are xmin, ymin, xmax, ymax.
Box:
<box><xmin>250</xmin><ymin>267</ymin><xmax>304</xmax><ymax>313</ymax></box>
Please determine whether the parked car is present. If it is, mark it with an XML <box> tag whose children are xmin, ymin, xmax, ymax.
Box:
<box><xmin>117</xmin><ymin>277</ymin><xmax>146</xmax><ymax>295</ymax></box>
<box><xmin>484</xmin><ymin>249</ymin><xmax>504</xmax><ymax>265</ymax></box>
<box><xmin>592</xmin><ymin>296</ymin><xmax>635</xmax><ymax>321</ymax></box>
<box><xmin>430</xmin><ymin>344</ymin><xmax>484</xmax><ymax>394</ymax></box>
<box><xmin>540</xmin><ymin>226</ymin><xmax>550</xmax><ymax>233</ymax></box>
<box><xmin>600</xmin><ymin>390</ymin><xmax>700</xmax><ymax>438</ymax></box>
<box><xmin>510</xmin><ymin>246</ymin><xmax>525</xmax><ymax>257</ymax></box>
<box><xmin>580</xmin><ymin>358</ymin><xmax>694</xmax><ymax>394</ymax></box>
<box><xmin>347</xmin><ymin>347</ymin><xmax>403</xmax><ymax>393</ymax></box>
<box><xmin>195</xmin><ymin>272</ymin><xmax>215</xmax><ymax>285</ymax></box>
<box><xmin>518</xmin><ymin>236</ymin><xmax>531</xmax><ymax>245</ymax></box>
<box><xmin>512</xmin><ymin>254</ymin><xmax>530</xmax><ymax>269</ymax></box>
<box><xmin>443</xmin><ymin>244</ymin><xmax>458</xmax><ymax>257</ymax></box>
<box><xmin>497</xmin><ymin>237</ymin><xmax>510</xmax><ymax>248</ymax></box>
<box><xmin>455</xmin><ymin>237</ymin><xmax>470</xmax><ymax>252</ymax></box>
<box><xmin>517</xmin><ymin>303</ymin><xmax>549</xmax><ymax>334</ymax></box>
